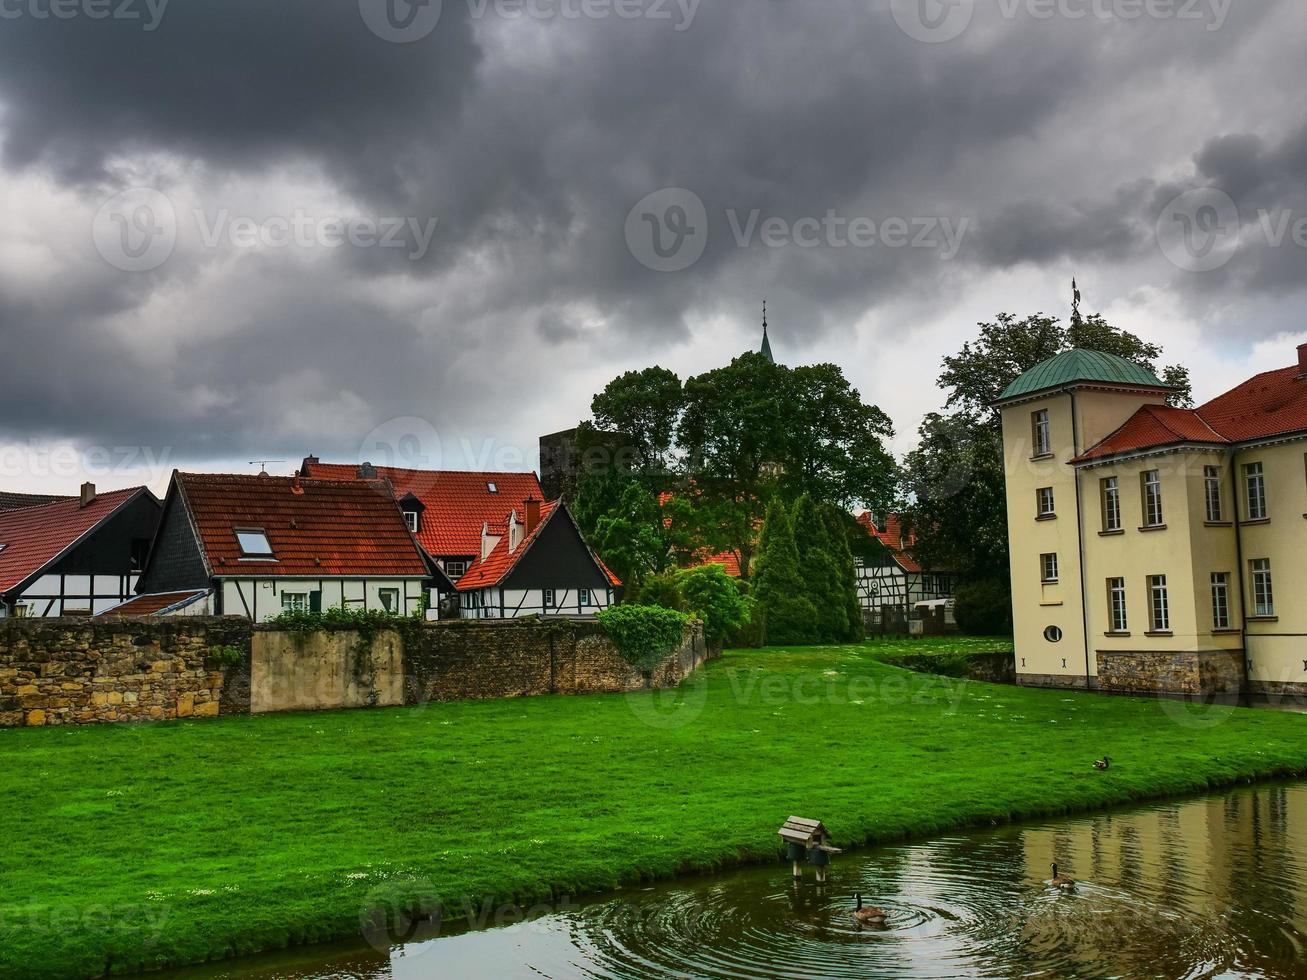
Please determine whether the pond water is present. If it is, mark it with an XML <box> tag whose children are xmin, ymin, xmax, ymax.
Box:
<box><xmin>169</xmin><ymin>782</ymin><xmax>1307</xmax><ymax>979</ymax></box>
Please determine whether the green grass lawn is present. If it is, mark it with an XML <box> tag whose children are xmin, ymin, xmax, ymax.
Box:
<box><xmin>3</xmin><ymin>636</ymin><xmax>1305</xmax><ymax>979</ymax></box>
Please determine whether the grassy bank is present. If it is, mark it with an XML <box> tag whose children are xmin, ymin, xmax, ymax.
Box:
<box><xmin>3</xmin><ymin>637</ymin><xmax>1305</xmax><ymax>979</ymax></box>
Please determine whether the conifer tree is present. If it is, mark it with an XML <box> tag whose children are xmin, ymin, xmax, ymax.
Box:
<box><xmin>753</xmin><ymin>498</ymin><xmax>817</xmax><ymax>646</ymax></box>
<box><xmin>822</xmin><ymin>505</ymin><xmax>865</xmax><ymax>642</ymax></box>
<box><xmin>791</xmin><ymin>494</ymin><xmax>845</xmax><ymax>642</ymax></box>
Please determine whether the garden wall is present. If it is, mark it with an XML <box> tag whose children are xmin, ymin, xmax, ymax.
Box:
<box><xmin>0</xmin><ymin>616</ymin><xmax>709</xmax><ymax>727</ymax></box>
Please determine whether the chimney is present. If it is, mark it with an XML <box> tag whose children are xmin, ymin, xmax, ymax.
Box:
<box><xmin>1298</xmin><ymin>343</ymin><xmax>1307</xmax><ymax>378</ymax></box>
<box><xmin>357</xmin><ymin>462</ymin><xmax>377</xmax><ymax>480</ymax></box>
<box><xmin>300</xmin><ymin>454</ymin><xmax>319</xmax><ymax>476</ymax></box>
<box><xmin>79</xmin><ymin>482</ymin><xmax>96</xmax><ymax>509</ymax></box>
<box><xmin>525</xmin><ymin>497</ymin><xmax>542</xmax><ymax>534</ymax></box>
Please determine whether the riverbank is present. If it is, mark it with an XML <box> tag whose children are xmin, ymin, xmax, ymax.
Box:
<box><xmin>4</xmin><ymin>638</ymin><xmax>1307</xmax><ymax>979</ymax></box>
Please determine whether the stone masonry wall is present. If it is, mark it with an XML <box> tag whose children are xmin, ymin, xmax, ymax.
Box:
<box><xmin>1</xmin><ymin>616</ymin><xmax>710</xmax><ymax>726</ymax></box>
<box><xmin>405</xmin><ymin>619</ymin><xmax>709</xmax><ymax>705</ymax></box>
<box><xmin>1095</xmin><ymin>649</ymin><xmax>1245</xmax><ymax>696</ymax></box>
<box><xmin>0</xmin><ymin>617</ymin><xmax>251</xmax><ymax>727</ymax></box>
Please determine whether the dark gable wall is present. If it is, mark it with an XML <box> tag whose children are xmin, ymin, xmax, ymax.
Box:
<box><xmin>504</xmin><ymin>513</ymin><xmax>609</xmax><ymax>591</ymax></box>
<box><xmin>136</xmin><ymin>492</ymin><xmax>210</xmax><ymax>594</ymax></box>
<box><xmin>46</xmin><ymin>493</ymin><xmax>162</xmax><ymax>577</ymax></box>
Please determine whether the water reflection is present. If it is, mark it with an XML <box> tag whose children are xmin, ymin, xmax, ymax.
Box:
<box><xmin>168</xmin><ymin>783</ymin><xmax>1307</xmax><ymax>979</ymax></box>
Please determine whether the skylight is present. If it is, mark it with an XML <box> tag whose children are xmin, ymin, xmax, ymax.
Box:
<box><xmin>487</xmin><ymin>482</ymin><xmax>498</xmax><ymax>493</ymax></box>
<box><xmin>235</xmin><ymin>529</ymin><xmax>274</xmax><ymax>557</ymax></box>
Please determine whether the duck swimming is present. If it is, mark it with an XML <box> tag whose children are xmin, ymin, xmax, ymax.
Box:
<box><xmin>853</xmin><ymin>893</ymin><xmax>887</xmax><ymax>927</ymax></box>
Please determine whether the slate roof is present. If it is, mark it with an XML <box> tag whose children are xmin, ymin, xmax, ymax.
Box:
<box><xmin>299</xmin><ymin>461</ymin><xmax>543</xmax><ymax>558</ymax></box>
<box><xmin>0</xmin><ymin>488</ymin><xmax>151</xmax><ymax>594</ymax></box>
<box><xmin>1000</xmin><ymin>349</ymin><xmax>1170</xmax><ymax>402</ymax></box>
<box><xmin>457</xmin><ymin>501</ymin><xmax>621</xmax><ymax>591</ymax></box>
<box><xmin>99</xmin><ymin>590</ymin><xmax>210</xmax><ymax>617</ymax></box>
<box><xmin>174</xmin><ymin>472</ymin><xmax>428</xmax><ymax>578</ymax></box>
<box><xmin>0</xmin><ymin>491</ymin><xmax>72</xmax><ymax>513</ymax></box>
<box><xmin>1072</xmin><ymin>361</ymin><xmax>1307</xmax><ymax>463</ymax></box>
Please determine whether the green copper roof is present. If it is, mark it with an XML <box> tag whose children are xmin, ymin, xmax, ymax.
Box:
<box><xmin>999</xmin><ymin>349</ymin><xmax>1168</xmax><ymax>402</ymax></box>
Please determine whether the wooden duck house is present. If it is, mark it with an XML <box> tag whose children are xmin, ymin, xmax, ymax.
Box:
<box><xmin>778</xmin><ymin>816</ymin><xmax>842</xmax><ymax>882</ymax></box>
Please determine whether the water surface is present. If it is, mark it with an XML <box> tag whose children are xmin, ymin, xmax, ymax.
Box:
<box><xmin>168</xmin><ymin>782</ymin><xmax>1307</xmax><ymax>979</ymax></box>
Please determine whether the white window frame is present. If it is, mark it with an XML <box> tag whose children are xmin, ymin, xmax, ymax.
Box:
<box><xmin>378</xmin><ymin>588</ymin><xmax>400</xmax><ymax>614</ymax></box>
<box><xmin>281</xmin><ymin>592</ymin><xmax>309</xmax><ymax>613</ymax></box>
<box><xmin>579</xmin><ymin>588</ymin><xmax>591</xmax><ymax>608</ymax></box>
<box><xmin>236</xmin><ymin>528</ymin><xmax>275</xmax><ymax>558</ymax></box>
<box><xmin>1142</xmin><ymin>471</ymin><xmax>1164</xmax><ymax>528</ymax></box>
<box><xmin>1251</xmin><ymin>559</ymin><xmax>1274</xmax><ymax>617</ymax></box>
<box><xmin>1108</xmin><ymin>578</ymin><xmax>1127</xmax><ymax>633</ymax></box>
<box><xmin>1148</xmin><ymin>575</ymin><xmax>1170</xmax><ymax>633</ymax></box>
<box><xmin>404</xmin><ymin>511</ymin><xmax>419</xmax><ymax>533</ymax></box>
<box><xmin>1211</xmin><ymin>573</ymin><xmax>1231</xmax><ymax>630</ymax></box>
<box><xmin>1040</xmin><ymin>553</ymin><xmax>1059</xmax><ymax>584</ymax></box>
<box><xmin>543</xmin><ymin>588</ymin><xmax>556</xmax><ymax>608</ymax></box>
<box><xmin>1032</xmin><ymin>410</ymin><xmax>1051</xmax><ymax>457</ymax></box>
<box><xmin>1204</xmin><ymin>466</ymin><xmax>1223</xmax><ymax>523</ymax></box>
<box><xmin>1101</xmin><ymin>477</ymin><xmax>1121</xmax><ymax>532</ymax></box>
<box><xmin>1244</xmin><ymin>462</ymin><xmax>1267</xmax><ymax>521</ymax></box>
<box><xmin>444</xmin><ymin>561</ymin><xmax>467</xmax><ymax>580</ymax></box>
<box><xmin>1037</xmin><ymin>487</ymin><xmax>1056</xmax><ymax>518</ymax></box>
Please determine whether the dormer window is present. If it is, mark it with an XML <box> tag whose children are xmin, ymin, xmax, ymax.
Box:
<box><xmin>487</xmin><ymin>482</ymin><xmax>498</xmax><ymax>494</ymax></box>
<box><xmin>404</xmin><ymin>511</ymin><xmax>419</xmax><ymax>533</ymax></box>
<box><xmin>235</xmin><ymin>529</ymin><xmax>274</xmax><ymax>558</ymax></box>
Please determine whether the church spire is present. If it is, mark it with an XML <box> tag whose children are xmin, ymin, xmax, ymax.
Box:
<box><xmin>760</xmin><ymin>300</ymin><xmax>774</xmax><ymax>363</ymax></box>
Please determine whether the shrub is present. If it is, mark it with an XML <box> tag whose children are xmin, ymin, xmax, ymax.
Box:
<box><xmin>676</xmin><ymin>565</ymin><xmax>754</xmax><ymax>650</ymax></box>
<box><xmin>633</xmin><ymin>571</ymin><xmax>686</xmax><ymax>612</ymax></box>
<box><xmin>209</xmin><ymin>644</ymin><xmax>245</xmax><ymax>670</ymax></box>
<box><xmin>597</xmin><ymin>604</ymin><xmax>690</xmax><ymax>672</ymax></box>
<box><xmin>953</xmin><ymin>579</ymin><xmax>1013</xmax><ymax>636</ymax></box>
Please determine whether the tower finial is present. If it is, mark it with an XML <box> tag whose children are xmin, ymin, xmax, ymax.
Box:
<box><xmin>760</xmin><ymin>301</ymin><xmax>774</xmax><ymax>363</ymax></box>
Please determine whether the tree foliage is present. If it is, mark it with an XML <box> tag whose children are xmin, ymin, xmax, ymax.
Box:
<box><xmin>676</xmin><ymin>565</ymin><xmax>755</xmax><ymax>650</ymax></box>
<box><xmin>752</xmin><ymin>498</ymin><xmax>816</xmax><ymax>646</ymax></box>
<box><xmin>791</xmin><ymin>494</ymin><xmax>845</xmax><ymax>642</ymax></box>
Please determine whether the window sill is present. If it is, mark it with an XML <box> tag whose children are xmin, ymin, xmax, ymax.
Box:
<box><xmin>1242</xmin><ymin>518</ymin><xmax>1271</xmax><ymax>527</ymax></box>
<box><xmin>1138</xmin><ymin>524</ymin><xmax>1168</xmax><ymax>533</ymax></box>
<box><xmin>1211</xmin><ymin>628</ymin><xmax>1243</xmax><ymax>635</ymax></box>
<box><xmin>1098</xmin><ymin>529</ymin><xmax>1125</xmax><ymax>537</ymax></box>
<box><xmin>1030</xmin><ymin>453</ymin><xmax>1055</xmax><ymax>462</ymax></box>
<box><xmin>1144</xmin><ymin>631</ymin><xmax>1174</xmax><ymax>638</ymax></box>
<box><xmin>1204</xmin><ymin>521</ymin><xmax>1233</xmax><ymax>528</ymax></box>
<box><xmin>1041</xmin><ymin>580</ymin><xmax>1059</xmax><ymax>587</ymax></box>
<box><xmin>1036</xmin><ymin>514</ymin><xmax>1058</xmax><ymax>522</ymax></box>
<box><xmin>1039</xmin><ymin>600</ymin><xmax>1064</xmax><ymax>608</ymax></box>
<box><xmin>1246</xmin><ymin>616</ymin><xmax>1279</xmax><ymax>623</ymax></box>
<box><xmin>1104</xmin><ymin>631</ymin><xmax>1131</xmax><ymax>638</ymax></box>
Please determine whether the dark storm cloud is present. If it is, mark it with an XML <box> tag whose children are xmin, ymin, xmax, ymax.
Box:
<box><xmin>0</xmin><ymin>0</ymin><xmax>1304</xmax><ymax>462</ymax></box>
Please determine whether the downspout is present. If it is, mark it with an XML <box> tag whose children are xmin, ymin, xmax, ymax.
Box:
<box><xmin>1070</xmin><ymin>389</ymin><xmax>1093</xmax><ymax>688</ymax></box>
<box><xmin>1229</xmin><ymin>450</ymin><xmax>1251</xmax><ymax>697</ymax></box>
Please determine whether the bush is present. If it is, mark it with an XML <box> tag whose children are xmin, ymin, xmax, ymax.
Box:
<box><xmin>676</xmin><ymin>565</ymin><xmax>754</xmax><ymax>650</ymax></box>
<box><xmin>597</xmin><ymin>604</ymin><xmax>691</xmax><ymax>672</ymax></box>
<box><xmin>633</xmin><ymin>571</ymin><xmax>686</xmax><ymax>612</ymax></box>
<box><xmin>953</xmin><ymin>579</ymin><xmax>1013</xmax><ymax>636</ymax></box>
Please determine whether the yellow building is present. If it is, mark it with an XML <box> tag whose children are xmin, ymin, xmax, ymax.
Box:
<box><xmin>997</xmin><ymin>345</ymin><xmax>1307</xmax><ymax>696</ymax></box>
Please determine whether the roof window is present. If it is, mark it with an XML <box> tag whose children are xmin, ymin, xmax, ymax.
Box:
<box><xmin>235</xmin><ymin>529</ymin><xmax>274</xmax><ymax>558</ymax></box>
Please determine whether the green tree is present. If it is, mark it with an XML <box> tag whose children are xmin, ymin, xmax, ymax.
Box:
<box><xmin>585</xmin><ymin>480</ymin><xmax>698</xmax><ymax>591</ymax></box>
<box><xmin>753</xmin><ymin>498</ymin><xmax>817</xmax><ymax>645</ymax></box>
<box><xmin>791</xmin><ymin>494</ymin><xmax>845</xmax><ymax>642</ymax></box>
<box><xmin>677</xmin><ymin>565</ymin><xmax>755</xmax><ymax>651</ymax></box>
<box><xmin>590</xmin><ymin>366</ymin><xmax>684</xmax><ymax>472</ymax></box>
<box><xmin>821</xmin><ymin>504</ymin><xmax>865</xmax><ymax>642</ymax></box>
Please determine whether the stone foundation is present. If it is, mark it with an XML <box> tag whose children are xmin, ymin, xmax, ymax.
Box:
<box><xmin>1017</xmin><ymin>672</ymin><xmax>1092</xmax><ymax>691</ymax></box>
<box><xmin>1096</xmin><ymin>649</ymin><xmax>1245</xmax><ymax>696</ymax></box>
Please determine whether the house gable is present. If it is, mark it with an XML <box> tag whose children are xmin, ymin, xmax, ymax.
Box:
<box><xmin>136</xmin><ymin>480</ymin><xmax>210</xmax><ymax>594</ymax></box>
<box><xmin>502</xmin><ymin>508</ymin><xmax>611</xmax><ymax>591</ymax></box>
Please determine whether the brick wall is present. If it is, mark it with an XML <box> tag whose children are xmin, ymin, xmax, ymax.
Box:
<box><xmin>1095</xmin><ymin>649</ymin><xmax>1245</xmax><ymax>696</ymax></box>
<box><xmin>0</xmin><ymin>617</ymin><xmax>251</xmax><ymax>727</ymax></box>
<box><xmin>1</xmin><ymin>616</ymin><xmax>710</xmax><ymax>726</ymax></box>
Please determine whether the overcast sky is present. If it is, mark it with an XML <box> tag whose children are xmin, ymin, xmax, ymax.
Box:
<box><xmin>1</xmin><ymin>0</ymin><xmax>1305</xmax><ymax>494</ymax></box>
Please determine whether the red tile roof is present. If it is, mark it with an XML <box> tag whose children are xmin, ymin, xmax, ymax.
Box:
<box><xmin>1072</xmin><ymin>404</ymin><xmax>1229</xmax><ymax>463</ymax></box>
<box><xmin>175</xmin><ymin>473</ymin><xmax>428</xmax><ymax>578</ymax></box>
<box><xmin>1073</xmin><ymin>362</ymin><xmax>1307</xmax><ymax>463</ymax></box>
<box><xmin>856</xmin><ymin>512</ymin><xmax>922</xmax><ymax>573</ymax></box>
<box><xmin>99</xmin><ymin>590</ymin><xmax>210</xmax><ymax>617</ymax></box>
<box><xmin>457</xmin><ymin>501</ymin><xmax>559</xmax><ymax>590</ymax></box>
<box><xmin>300</xmin><ymin>461</ymin><xmax>543</xmax><ymax>559</ymax></box>
<box><xmin>689</xmin><ymin>549</ymin><xmax>743</xmax><ymax>577</ymax></box>
<box><xmin>0</xmin><ymin>488</ymin><xmax>151</xmax><ymax>594</ymax></box>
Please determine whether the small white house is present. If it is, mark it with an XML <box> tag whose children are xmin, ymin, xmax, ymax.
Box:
<box><xmin>456</xmin><ymin>499</ymin><xmax>619</xmax><ymax>619</ymax></box>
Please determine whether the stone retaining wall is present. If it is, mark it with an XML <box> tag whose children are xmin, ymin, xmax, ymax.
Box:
<box><xmin>1</xmin><ymin>616</ymin><xmax>709</xmax><ymax>726</ymax></box>
<box><xmin>1095</xmin><ymin>649</ymin><xmax>1244</xmax><ymax>696</ymax></box>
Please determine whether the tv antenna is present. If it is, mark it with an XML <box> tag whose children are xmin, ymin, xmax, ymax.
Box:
<box><xmin>249</xmin><ymin>460</ymin><xmax>286</xmax><ymax>476</ymax></box>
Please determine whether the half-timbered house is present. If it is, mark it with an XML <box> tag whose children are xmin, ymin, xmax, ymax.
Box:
<box><xmin>0</xmin><ymin>484</ymin><xmax>161</xmax><ymax>617</ymax></box>
<box><xmin>130</xmin><ymin>472</ymin><xmax>430</xmax><ymax>621</ymax></box>
<box><xmin>456</xmin><ymin>498</ymin><xmax>620</xmax><ymax>619</ymax></box>
<box><xmin>855</xmin><ymin>512</ymin><xmax>955</xmax><ymax>630</ymax></box>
